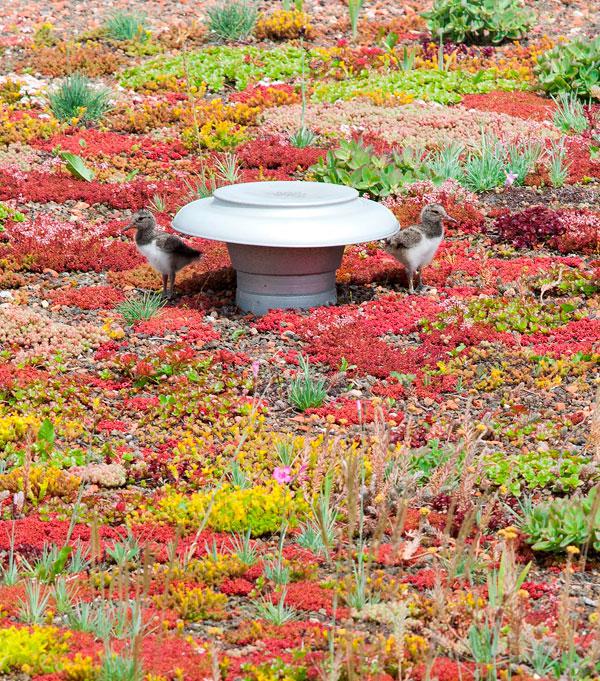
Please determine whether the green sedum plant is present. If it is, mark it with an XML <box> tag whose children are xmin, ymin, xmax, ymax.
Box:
<box><xmin>311</xmin><ymin>68</ymin><xmax>526</xmax><ymax>104</ymax></box>
<box><xmin>122</xmin><ymin>48</ymin><xmax>525</xmax><ymax>101</ymax></box>
<box><xmin>121</xmin><ymin>45</ymin><xmax>305</xmax><ymax>92</ymax></box>
<box><xmin>0</xmin><ymin>202</ymin><xmax>25</xmax><ymax>232</ymax></box>
<box><xmin>423</xmin><ymin>296</ymin><xmax>584</xmax><ymax>334</ymax></box>
<box><xmin>149</xmin><ymin>483</ymin><xmax>307</xmax><ymax>536</ymax></box>
<box><xmin>484</xmin><ymin>450</ymin><xmax>593</xmax><ymax>496</ymax></box>
<box><xmin>309</xmin><ymin>139</ymin><xmax>428</xmax><ymax>198</ymax></box>
<box><xmin>531</xmin><ymin>268</ymin><xmax>599</xmax><ymax>298</ymax></box>
<box><xmin>422</xmin><ymin>0</ymin><xmax>534</xmax><ymax>45</ymax></box>
<box><xmin>409</xmin><ymin>439</ymin><xmax>454</xmax><ymax>484</ymax></box>
<box><xmin>311</xmin><ymin>134</ymin><xmax>542</xmax><ymax>196</ymax></box>
<box><xmin>0</xmin><ymin>625</ymin><xmax>71</xmax><ymax>674</ymax></box>
<box><xmin>520</xmin><ymin>488</ymin><xmax>600</xmax><ymax>553</ymax></box>
<box><xmin>465</xmin><ymin>297</ymin><xmax>583</xmax><ymax>333</ymax></box>
<box><xmin>535</xmin><ymin>37</ymin><xmax>600</xmax><ymax>98</ymax></box>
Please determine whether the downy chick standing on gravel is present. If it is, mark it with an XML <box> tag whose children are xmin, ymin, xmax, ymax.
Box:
<box><xmin>122</xmin><ymin>210</ymin><xmax>202</xmax><ymax>298</ymax></box>
<box><xmin>383</xmin><ymin>203</ymin><xmax>456</xmax><ymax>294</ymax></box>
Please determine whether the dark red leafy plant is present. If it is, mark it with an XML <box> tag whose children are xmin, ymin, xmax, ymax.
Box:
<box><xmin>494</xmin><ymin>206</ymin><xmax>564</xmax><ymax>248</ymax></box>
<box><xmin>236</xmin><ymin>136</ymin><xmax>326</xmax><ymax>173</ymax></box>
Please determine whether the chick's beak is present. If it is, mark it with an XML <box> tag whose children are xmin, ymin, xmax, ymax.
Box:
<box><xmin>444</xmin><ymin>215</ymin><xmax>458</xmax><ymax>223</ymax></box>
<box><xmin>121</xmin><ymin>223</ymin><xmax>135</xmax><ymax>234</ymax></box>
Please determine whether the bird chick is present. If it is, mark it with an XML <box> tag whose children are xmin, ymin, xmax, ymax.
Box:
<box><xmin>122</xmin><ymin>210</ymin><xmax>201</xmax><ymax>298</ymax></box>
<box><xmin>383</xmin><ymin>203</ymin><xmax>456</xmax><ymax>294</ymax></box>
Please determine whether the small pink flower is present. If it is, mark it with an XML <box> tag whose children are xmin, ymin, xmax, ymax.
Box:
<box><xmin>505</xmin><ymin>171</ymin><xmax>518</xmax><ymax>187</ymax></box>
<box><xmin>273</xmin><ymin>466</ymin><xmax>292</xmax><ymax>484</ymax></box>
<box><xmin>251</xmin><ymin>361</ymin><xmax>260</xmax><ymax>379</ymax></box>
<box><xmin>295</xmin><ymin>463</ymin><xmax>308</xmax><ymax>483</ymax></box>
<box><xmin>13</xmin><ymin>491</ymin><xmax>24</xmax><ymax>514</ymax></box>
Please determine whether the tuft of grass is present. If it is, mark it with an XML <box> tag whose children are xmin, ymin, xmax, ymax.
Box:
<box><xmin>52</xmin><ymin>577</ymin><xmax>77</xmax><ymax>614</ymax></box>
<box><xmin>183</xmin><ymin>153</ymin><xmax>241</xmax><ymax>200</ymax></box>
<box><xmin>463</xmin><ymin>133</ymin><xmax>505</xmax><ymax>191</ymax></box>
<box><xmin>67</xmin><ymin>601</ymin><xmax>113</xmax><ymax>639</ymax></box>
<box><xmin>397</xmin><ymin>43</ymin><xmax>417</xmax><ymax>72</ymax></box>
<box><xmin>348</xmin><ymin>0</ymin><xmax>364</xmax><ymax>40</ymax></box>
<box><xmin>148</xmin><ymin>194</ymin><xmax>167</xmax><ymax>213</ymax></box>
<box><xmin>255</xmin><ymin>589</ymin><xmax>297</xmax><ymax>625</ymax></box>
<box><xmin>289</xmin><ymin>354</ymin><xmax>327</xmax><ymax>411</ymax></box>
<box><xmin>206</xmin><ymin>1</ymin><xmax>258</xmax><ymax>42</ymax></box>
<box><xmin>230</xmin><ymin>529</ymin><xmax>258</xmax><ymax>566</ymax></box>
<box><xmin>104</xmin><ymin>11</ymin><xmax>149</xmax><ymax>42</ymax></box>
<box><xmin>505</xmin><ymin>139</ymin><xmax>543</xmax><ymax>185</ymax></box>
<box><xmin>18</xmin><ymin>580</ymin><xmax>51</xmax><ymax>624</ymax></box>
<box><xmin>106</xmin><ymin>534</ymin><xmax>141</xmax><ymax>568</ymax></box>
<box><xmin>1</xmin><ymin>523</ymin><xmax>19</xmax><ymax>586</ymax></box>
<box><xmin>213</xmin><ymin>152</ymin><xmax>242</xmax><ymax>184</ymax></box>
<box><xmin>546</xmin><ymin>139</ymin><xmax>571</xmax><ymax>187</ymax></box>
<box><xmin>28</xmin><ymin>543</ymin><xmax>73</xmax><ymax>584</ymax></box>
<box><xmin>275</xmin><ymin>439</ymin><xmax>295</xmax><ymax>467</ymax></box>
<box><xmin>98</xmin><ymin>648</ymin><xmax>142</xmax><ymax>681</ymax></box>
<box><xmin>263</xmin><ymin>523</ymin><xmax>290</xmax><ymax>585</ymax></box>
<box><xmin>48</xmin><ymin>73</ymin><xmax>112</xmax><ymax>125</ymax></box>
<box><xmin>290</xmin><ymin>36</ymin><xmax>315</xmax><ymax>149</ymax></box>
<box><xmin>117</xmin><ymin>291</ymin><xmax>166</xmax><ymax>325</ymax></box>
<box><xmin>290</xmin><ymin>126</ymin><xmax>317</xmax><ymax>148</ymax></box>
<box><xmin>552</xmin><ymin>91</ymin><xmax>589</xmax><ymax>134</ymax></box>
<box><xmin>425</xmin><ymin>141</ymin><xmax>464</xmax><ymax>181</ymax></box>
<box><xmin>229</xmin><ymin>460</ymin><xmax>251</xmax><ymax>489</ymax></box>
<box><xmin>296</xmin><ymin>474</ymin><xmax>337</xmax><ymax>556</ymax></box>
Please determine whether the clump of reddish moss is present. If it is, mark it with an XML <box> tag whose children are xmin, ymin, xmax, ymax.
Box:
<box><xmin>49</xmin><ymin>285</ymin><xmax>126</xmax><ymax>309</ymax></box>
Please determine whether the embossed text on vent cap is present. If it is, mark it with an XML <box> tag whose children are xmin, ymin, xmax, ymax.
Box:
<box><xmin>214</xmin><ymin>181</ymin><xmax>358</xmax><ymax>208</ymax></box>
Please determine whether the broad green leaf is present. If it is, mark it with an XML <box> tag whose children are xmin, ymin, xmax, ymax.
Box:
<box><xmin>37</xmin><ymin>418</ymin><xmax>55</xmax><ymax>447</ymax></box>
<box><xmin>61</xmin><ymin>152</ymin><xmax>95</xmax><ymax>182</ymax></box>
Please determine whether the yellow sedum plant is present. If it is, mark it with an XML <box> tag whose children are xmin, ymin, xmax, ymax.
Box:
<box><xmin>181</xmin><ymin>119</ymin><xmax>248</xmax><ymax>151</ymax></box>
<box><xmin>0</xmin><ymin>465</ymin><xmax>81</xmax><ymax>504</ymax></box>
<box><xmin>0</xmin><ymin>415</ymin><xmax>38</xmax><ymax>447</ymax></box>
<box><xmin>135</xmin><ymin>483</ymin><xmax>307</xmax><ymax>535</ymax></box>
<box><xmin>255</xmin><ymin>9</ymin><xmax>314</xmax><ymax>41</ymax></box>
<box><xmin>155</xmin><ymin>584</ymin><xmax>228</xmax><ymax>622</ymax></box>
<box><xmin>0</xmin><ymin>109</ymin><xmax>63</xmax><ymax>145</ymax></box>
<box><xmin>0</xmin><ymin>625</ymin><xmax>69</xmax><ymax>674</ymax></box>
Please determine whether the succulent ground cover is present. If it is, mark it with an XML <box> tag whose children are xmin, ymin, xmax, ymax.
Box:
<box><xmin>0</xmin><ymin>0</ymin><xmax>599</xmax><ymax>679</ymax></box>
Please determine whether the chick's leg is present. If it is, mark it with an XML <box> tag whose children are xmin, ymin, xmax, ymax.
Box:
<box><xmin>416</xmin><ymin>269</ymin><xmax>424</xmax><ymax>291</ymax></box>
<box><xmin>161</xmin><ymin>273</ymin><xmax>168</xmax><ymax>297</ymax></box>
<box><xmin>406</xmin><ymin>269</ymin><xmax>415</xmax><ymax>294</ymax></box>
